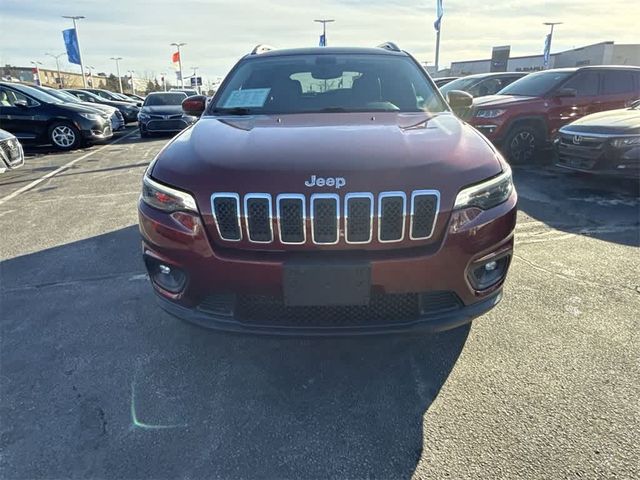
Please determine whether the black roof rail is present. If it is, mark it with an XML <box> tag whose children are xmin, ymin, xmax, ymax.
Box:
<box><xmin>250</xmin><ymin>44</ymin><xmax>275</xmax><ymax>55</ymax></box>
<box><xmin>377</xmin><ymin>42</ymin><xmax>401</xmax><ymax>52</ymax></box>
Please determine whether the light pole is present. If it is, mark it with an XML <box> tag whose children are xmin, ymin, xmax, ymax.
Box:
<box><xmin>62</xmin><ymin>15</ymin><xmax>87</xmax><ymax>87</ymax></box>
<box><xmin>170</xmin><ymin>42</ymin><xmax>186</xmax><ymax>88</ymax></box>
<box><xmin>45</xmin><ymin>52</ymin><xmax>65</xmax><ymax>88</ymax></box>
<box><xmin>86</xmin><ymin>65</ymin><xmax>95</xmax><ymax>87</ymax></box>
<box><xmin>191</xmin><ymin>66</ymin><xmax>199</xmax><ymax>93</ymax></box>
<box><xmin>128</xmin><ymin>70</ymin><xmax>136</xmax><ymax>95</ymax></box>
<box><xmin>30</xmin><ymin>61</ymin><xmax>43</xmax><ymax>86</ymax></box>
<box><xmin>314</xmin><ymin>19</ymin><xmax>334</xmax><ymax>46</ymax></box>
<box><xmin>110</xmin><ymin>57</ymin><xmax>123</xmax><ymax>93</ymax></box>
<box><xmin>543</xmin><ymin>22</ymin><xmax>563</xmax><ymax>69</ymax></box>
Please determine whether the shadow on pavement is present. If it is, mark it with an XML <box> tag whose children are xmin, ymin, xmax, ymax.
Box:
<box><xmin>1</xmin><ymin>225</ymin><xmax>468</xmax><ymax>479</ymax></box>
<box><xmin>513</xmin><ymin>164</ymin><xmax>639</xmax><ymax>246</ymax></box>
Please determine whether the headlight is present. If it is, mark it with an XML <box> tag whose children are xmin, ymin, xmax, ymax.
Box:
<box><xmin>142</xmin><ymin>174</ymin><xmax>197</xmax><ymax>213</ymax></box>
<box><xmin>454</xmin><ymin>164</ymin><xmax>513</xmax><ymax>210</ymax></box>
<box><xmin>475</xmin><ymin>109</ymin><xmax>506</xmax><ymax>119</ymax></box>
<box><xmin>611</xmin><ymin>136</ymin><xmax>640</xmax><ymax>148</ymax></box>
<box><xmin>138</xmin><ymin>113</ymin><xmax>151</xmax><ymax>120</ymax></box>
<box><xmin>79</xmin><ymin>113</ymin><xmax>101</xmax><ymax>121</ymax></box>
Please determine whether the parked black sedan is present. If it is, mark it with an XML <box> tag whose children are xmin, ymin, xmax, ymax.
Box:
<box><xmin>138</xmin><ymin>92</ymin><xmax>197</xmax><ymax>137</ymax></box>
<box><xmin>0</xmin><ymin>128</ymin><xmax>24</xmax><ymax>173</ymax></box>
<box><xmin>28</xmin><ymin>85</ymin><xmax>125</xmax><ymax>131</ymax></box>
<box><xmin>556</xmin><ymin>101</ymin><xmax>640</xmax><ymax>178</ymax></box>
<box><xmin>0</xmin><ymin>82</ymin><xmax>112</xmax><ymax>150</ymax></box>
<box><xmin>65</xmin><ymin>89</ymin><xmax>140</xmax><ymax>123</ymax></box>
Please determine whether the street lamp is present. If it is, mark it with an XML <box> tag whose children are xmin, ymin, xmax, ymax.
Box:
<box><xmin>45</xmin><ymin>52</ymin><xmax>65</xmax><ymax>88</ymax></box>
<box><xmin>543</xmin><ymin>22</ymin><xmax>563</xmax><ymax>69</ymax></box>
<box><xmin>30</xmin><ymin>61</ymin><xmax>43</xmax><ymax>86</ymax></box>
<box><xmin>110</xmin><ymin>56</ymin><xmax>123</xmax><ymax>93</ymax></box>
<box><xmin>314</xmin><ymin>19</ymin><xmax>334</xmax><ymax>46</ymax></box>
<box><xmin>191</xmin><ymin>66</ymin><xmax>199</xmax><ymax>93</ymax></box>
<box><xmin>61</xmin><ymin>15</ymin><xmax>87</xmax><ymax>87</ymax></box>
<box><xmin>128</xmin><ymin>70</ymin><xmax>136</xmax><ymax>95</ymax></box>
<box><xmin>86</xmin><ymin>66</ymin><xmax>95</xmax><ymax>87</ymax></box>
<box><xmin>170</xmin><ymin>42</ymin><xmax>186</xmax><ymax>88</ymax></box>
<box><xmin>160</xmin><ymin>72</ymin><xmax>167</xmax><ymax>91</ymax></box>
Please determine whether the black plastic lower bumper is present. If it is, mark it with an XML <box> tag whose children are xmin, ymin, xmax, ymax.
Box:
<box><xmin>154</xmin><ymin>290</ymin><xmax>503</xmax><ymax>336</ymax></box>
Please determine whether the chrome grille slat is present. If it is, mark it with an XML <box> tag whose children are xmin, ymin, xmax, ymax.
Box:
<box><xmin>211</xmin><ymin>193</ymin><xmax>242</xmax><ymax>241</ymax></box>
<box><xmin>345</xmin><ymin>193</ymin><xmax>374</xmax><ymax>244</ymax></box>
<box><xmin>277</xmin><ymin>194</ymin><xmax>306</xmax><ymax>244</ymax></box>
<box><xmin>410</xmin><ymin>190</ymin><xmax>440</xmax><ymax>240</ymax></box>
<box><xmin>311</xmin><ymin>194</ymin><xmax>339</xmax><ymax>244</ymax></box>
<box><xmin>378</xmin><ymin>192</ymin><xmax>407</xmax><ymax>243</ymax></box>
<box><xmin>209</xmin><ymin>190</ymin><xmax>439</xmax><ymax>245</ymax></box>
<box><xmin>244</xmin><ymin>194</ymin><xmax>273</xmax><ymax>243</ymax></box>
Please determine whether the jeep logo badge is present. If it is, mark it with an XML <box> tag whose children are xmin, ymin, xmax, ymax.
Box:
<box><xmin>304</xmin><ymin>175</ymin><xmax>346</xmax><ymax>189</ymax></box>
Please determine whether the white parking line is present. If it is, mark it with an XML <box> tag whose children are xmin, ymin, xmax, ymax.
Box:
<box><xmin>0</xmin><ymin>129</ymin><xmax>138</xmax><ymax>206</ymax></box>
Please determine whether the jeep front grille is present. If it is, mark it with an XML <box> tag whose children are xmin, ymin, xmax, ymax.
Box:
<box><xmin>210</xmin><ymin>190</ymin><xmax>440</xmax><ymax>245</ymax></box>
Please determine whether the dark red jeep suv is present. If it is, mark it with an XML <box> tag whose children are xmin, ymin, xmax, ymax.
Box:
<box><xmin>469</xmin><ymin>66</ymin><xmax>640</xmax><ymax>163</ymax></box>
<box><xmin>138</xmin><ymin>44</ymin><xmax>518</xmax><ymax>335</ymax></box>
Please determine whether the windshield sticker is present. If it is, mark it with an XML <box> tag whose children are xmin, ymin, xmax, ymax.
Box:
<box><xmin>223</xmin><ymin>88</ymin><xmax>271</xmax><ymax>108</ymax></box>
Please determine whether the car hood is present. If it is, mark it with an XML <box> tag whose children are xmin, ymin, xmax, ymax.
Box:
<box><xmin>152</xmin><ymin>112</ymin><xmax>503</xmax><ymax>212</ymax></box>
<box><xmin>55</xmin><ymin>102</ymin><xmax>108</xmax><ymax>115</ymax></box>
<box><xmin>472</xmin><ymin>94</ymin><xmax>538</xmax><ymax>108</ymax></box>
<box><xmin>560</xmin><ymin>108</ymin><xmax>640</xmax><ymax>134</ymax></box>
<box><xmin>78</xmin><ymin>102</ymin><xmax>115</xmax><ymax>114</ymax></box>
<box><xmin>141</xmin><ymin>105</ymin><xmax>184</xmax><ymax>115</ymax></box>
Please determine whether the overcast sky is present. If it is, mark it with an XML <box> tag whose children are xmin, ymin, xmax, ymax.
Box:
<box><xmin>1</xmin><ymin>0</ymin><xmax>637</xmax><ymax>83</ymax></box>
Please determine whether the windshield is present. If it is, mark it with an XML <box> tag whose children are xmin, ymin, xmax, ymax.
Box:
<box><xmin>440</xmin><ymin>77</ymin><xmax>481</xmax><ymax>95</ymax></box>
<box><xmin>498</xmin><ymin>71</ymin><xmax>573</xmax><ymax>96</ymax></box>
<box><xmin>10</xmin><ymin>84</ymin><xmax>64</xmax><ymax>104</ymax></box>
<box><xmin>211</xmin><ymin>54</ymin><xmax>447</xmax><ymax>115</ymax></box>
<box><xmin>144</xmin><ymin>93</ymin><xmax>187</xmax><ymax>106</ymax></box>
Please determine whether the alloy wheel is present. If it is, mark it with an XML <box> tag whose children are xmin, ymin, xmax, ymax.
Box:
<box><xmin>51</xmin><ymin>125</ymin><xmax>76</xmax><ymax>148</ymax></box>
<box><xmin>509</xmin><ymin>131</ymin><xmax>535</xmax><ymax>163</ymax></box>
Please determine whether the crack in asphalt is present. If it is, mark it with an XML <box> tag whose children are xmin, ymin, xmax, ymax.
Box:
<box><xmin>0</xmin><ymin>272</ymin><xmax>148</xmax><ymax>293</ymax></box>
<box><xmin>513</xmin><ymin>253</ymin><xmax>639</xmax><ymax>294</ymax></box>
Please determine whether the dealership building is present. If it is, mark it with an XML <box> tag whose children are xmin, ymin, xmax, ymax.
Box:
<box><xmin>445</xmin><ymin>41</ymin><xmax>640</xmax><ymax>76</ymax></box>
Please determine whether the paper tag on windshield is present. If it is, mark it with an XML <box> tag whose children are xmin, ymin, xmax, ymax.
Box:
<box><xmin>223</xmin><ymin>88</ymin><xmax>271</xmax><ymax>108</ymax></box>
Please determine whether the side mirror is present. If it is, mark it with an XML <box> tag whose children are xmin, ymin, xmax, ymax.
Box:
<box><xmin>554</xmin><ymin>88</ymin><xmax>577</xmax><ymax>98</ymax></box>
<box><xmin>182</xmin><ymin>95</ymin><xmax>207</xmax><ymax>116</ymax></box>
<box><xmin>446</xmin><ymin>90</ymin><xmax>473</xmax><ymax>112</ymax></box>
<box><xmin>14</xmin><ymin>100</ymin><xmax>29</xmax><ymax>108</ymax></box>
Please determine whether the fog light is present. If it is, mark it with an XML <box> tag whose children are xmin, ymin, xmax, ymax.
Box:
<box><xmin>468</xmin><ymin>256</ymin><xmax>510</xmax><ymax>290</ymax></box>
<box><xmin>484</xmin><ymin>261</ymin><xmax>498</xmax><ymax>271</ymax></box>
<box><xmin>144</xmin><ymin>255</ymin><xmax>187</xmax><ymax>293</ymax></box>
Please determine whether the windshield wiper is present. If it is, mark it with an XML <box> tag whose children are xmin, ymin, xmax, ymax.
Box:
<box><xmin>210</xmin><ymin>107</ymin><xmax>253</xmax><ymax>115</ymax></box>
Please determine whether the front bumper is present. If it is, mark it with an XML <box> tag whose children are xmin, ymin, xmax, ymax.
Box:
<box><xmin>80</xmin><ymin>120</ymin><xmax>113</xmax><ymax>142</ymax></box>
<box><xmin>139</xmin><ymin>117</ymin><xmax>197</xmax><ymax>133</ymax></box>
<box><xmin>555</xmin><ymin>133</ymin><xmax>640</xmax><ymax>178</ymax></box>
<box><xmin>138</xmin><ymin>190</ymin><xmax>517</xmax><ymax>334</ymax></box>
<box><xmin>120</xmin><ymin>108</ymin><xmax>140</xmax><ymax>123</ymax></box>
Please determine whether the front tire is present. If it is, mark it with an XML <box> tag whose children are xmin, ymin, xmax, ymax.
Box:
<box><xmin>139</xmin><ymin>128</ymin><xmax>150</xmax><ymax>138</ymax></box>
<box><xmin>49</xmin><ymin>122</ymin><xmax>81</xmax><ymax>151</ymax></box>
<box><xmin>504</xmin><ymin>125</ymin><xmax>538</xmax><ymax>164</ymax></box>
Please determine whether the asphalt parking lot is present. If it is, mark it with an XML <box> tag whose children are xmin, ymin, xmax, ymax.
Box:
<box><xmin>0</xmin><ymin>129</ymin><xmax>638</xmax><ymax>479</ymax></box>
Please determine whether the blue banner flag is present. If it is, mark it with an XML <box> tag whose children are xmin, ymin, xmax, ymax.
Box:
<box><xmin>319</xmin><ymin>34</ymin><xmax>326</xmax><ymax>47</ymax></box>
<box><xmin>543</xmin><ymin>33</ymin><xmax>551</xmax><ymax>68</ymax></box>
<box><xmin>62</xmin><ymin>28</ymin><xmax>81</xmax><ymax>65</ymax></box>
<box><xmin>434</xmin><ymin>0</ymin><xmax>443</xmax><ymax>31</ymax></box>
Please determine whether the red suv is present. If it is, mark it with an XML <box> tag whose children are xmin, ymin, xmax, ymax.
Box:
<box><xmin>469</xmin><ymin>66</ymin><xmax>640</xmax><ymax>163</ymax></box>
<box><xmin>138</xmin><ymin>44</ymin><xmax>517</xmax><ymax>335</ymax></box>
